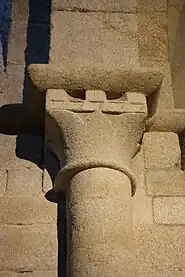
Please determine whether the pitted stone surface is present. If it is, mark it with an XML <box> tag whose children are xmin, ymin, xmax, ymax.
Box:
<box><xmin>50</xmin><ymin>11</ymin><xmax>139</xmax><ymax>67</ymax></box>
<box><xmin>139</xmin><ymin>272</ymin><xmax>185</xmax><ymax>277</ymax></box>
<box><xmin>146</xmin><ymin>170</ymin><xmax>185</xmax><ymax>196</ymax></box>
<box><xmin>0</xmin><ymin>225</ymin><xmax>57</xmax><ymax>270</ymax></box>
<box><xmin>0</xmin><ymin>136</ymin><xmax>40</xmax><ymax>170</ymax></box>
<box><xmin>143</xmin><ymin>132</ymin><xmax>181</xmax><ymax>169</ymax></box>
<box><xmin>136</xmin><ymin>226</ymin><xmax>185</xmax><ymax>273</ymax></box>
<box><xmin>7</xmin><ymin>168</ymin><xmax>42</xmax><ymax>195</ymax></box>
<box><xmin>0</xmin><ymin>170</ymin><xmax>7</xmax><ymax>195</ymax></box>
<box><xmin>2</xmin><ymin>196</ymin><xmax>57</xmax><ymax>224</ymax></box>
<box><xmin>52</xmin><ymin>0</ymin><xmax>137</xmax><ymax>12</ymax></box>
<box><xmin>138</xmin><ymin>13</ymin><xmax>168</xmax><ymax>66</ymax></box>
<box><xmin>0</xmin><ymin>272</ymin><xmax>57</xmax><ymax>277</ymax></box>
<box><xmin>154</xmin><ymin>197</ymin><xmax>185</xmax><ymax>224</ymax></box>
<box><xmin>29</xmin><ymin>65</ymin><xmax>163</xmax><ymax>95</ymax></box>
<box><xmin>137</xmin><ymin>0</ymin><xmax>167</xmax><ymax>12</ymax></box>
<box><xmin>0</xmin><ymin>66</ymin><xmax>24</xmax><ymax>103</ymax></box>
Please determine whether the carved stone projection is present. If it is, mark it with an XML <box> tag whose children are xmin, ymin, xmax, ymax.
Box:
<box><xmin>29</xmin><ymin>65</ymin><xmax>163</xmax><ymax>277</ymax></box>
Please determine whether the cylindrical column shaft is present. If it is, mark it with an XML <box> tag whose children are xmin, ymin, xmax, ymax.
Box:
<box><xmin>66</xmin><ymin>167</ymin><xmax>138</xmax><ymax>277</ymax></box>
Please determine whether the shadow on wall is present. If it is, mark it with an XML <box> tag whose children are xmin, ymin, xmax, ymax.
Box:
<box><xmin>14</xmin><ymin>1</ymin><xmax>66</xmax><ymax>276</ymax></box>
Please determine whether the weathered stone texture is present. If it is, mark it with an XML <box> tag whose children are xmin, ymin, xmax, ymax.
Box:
<box><xmin>0</xmin><ymin>135</ymin><xmax>43</xmax><ymax>170</ymax></box>
<box><xmin>0</xmin><ymin>66</ymin><xmax>24</xmax><ymax>103</ymax></box>
<box><xmin>132</xmin><ymin>149</ymin><xmax>154</xmax><ymax>225</ymax></box>
<box><xmin>168</xmin><ymin>6</ymin><xmax>181</xmax><ymax>43</ymax></box>
<box><xmin>7</xmin><ymin>21</ymin><xmax>27</xmax><ymax>65</ymax></box>
<box><xmin>138</xmin><ymin>13</ymin><xmax>168</xmax><ymax>66</ymax></box>
<box><xmin>0</xmin><ymin>170</ymin><xmax>7</xmax><ymax>195</ymax></box>
<box><xmin>52</xmin><ymin>0</ymin><xmax>137</xmax><ymax>12</ymax></box>
<box><xmin>157</xmin><ymin>62</ymin><xmax>174</xmax><ymax>109</ymax></box>
<box><xmin>2</xmin><ymin>196</ymin><xmax>57</xmax><ymax>224</ymax></box>
<box><xmin>146</xmin><ymin>170</ymin><xmax>185</xmax><ymax>196</ymax></box>
<box><xmin>139</xmin><ymin>272</ymin><xmax>185</xmax><ymax>277</ymax></box>
<box><xmin>50</xmin><ymin>11</ymin><xmax>139</xmax><ymax>68</ymax></box>
<box><xmin>7</xmin><ymin>168</ymin><xmax>42</xmax><ymax>195</ymax></box>
<box><xmin>43</xmin><ymin>169</ymin><xmax>53</xmax><ymax>193</ymax></box>
<box><xmin>168</xmin><ymin>0</ymin><xmax>184</xmax><ymax>12</ymax></box>
<box><xmin>137</xmin><ymin>0</ymin><xmax>167</xmax><ymax>12</ymax></box>
<box><xmin>0</xmin><ymin>198</ymin><xmax>2</xmax><ymax>222</ymax></box>
<box><xmin>135</xmin><ymin>226</ymin><xmax>185</xmax><ymax>273</ymax></box>
<box><xmin>143</xmin><ymin>132</ymin><xmax>181</xmax><ymax>170</ymax></box>
<box><xmin>154</xmin><ymin>197</ymin><xmax>185</xmax><ymax>224</ymax></box>
<box><xmin>0</xmin><ymin>136</ymin><xmax>23</xmax><ymax>169</ymax></box>
<box><xmin>7</xmin><ymin>0</ymin><xmax>28</xmax><ymax>65</ymax></box>
<box><xmin>133</xmin><ymin>193</ymin><xmax>153</xmax><ymax>225</ymax></box>
<box><xmin>0</xmin><ymin>272</ymin><xmax>57</xmax><ymax>277</ymax></box>
<box><xmin>0</xmin><ymin>225</ymin><xmax>57</xmax><ymax>270</ymax></box>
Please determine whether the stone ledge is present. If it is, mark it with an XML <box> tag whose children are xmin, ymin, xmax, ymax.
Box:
<box><xmin>28</xmin><ymin>64</ymin><xmax>163</xmax><ymax>96</ymax></box>
<box><xmin>153</xmin><ymin>197</ymin><xmax>185</xmax><ymax>224</ymax></box>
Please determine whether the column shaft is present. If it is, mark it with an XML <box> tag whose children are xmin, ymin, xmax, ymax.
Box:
<box><xmin>66</xmin><ymin>167</ymin><xmax>138</xmax><ymax>277</ymax></box>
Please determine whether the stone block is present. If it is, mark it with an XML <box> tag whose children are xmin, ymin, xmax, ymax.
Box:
<box><xmin>2</xmin><ymin>196</ymin><xmax>57</xmax><ymax>224</ymax></box>
<box><xmin>135</xmin><ymin>225</ymin><xmax>185</xmax><ymax>273</ymax></box>
<box><xmin>153</xmin><ymin>197</ymin><xmax>185</xmax><ymax>224</ymax></box>
<box><xmin>7</xmin><ymin>168</ymin><xmax>42</xmax><ymax>195</ymax></box>
<box><xmin>0</xmin><ymin>136</ymin><xmax>35</xmax><ymax>169</ymax></box>
<box><xmin>52</xmin><ymin>0</ymin><xmax>137</xmax><ymax>12</ymax></box>
<box><xmin>50</xmin><ymin>11</ymin><xmax>139</xmax><ymax>68</ymax></box>
<box><xmin>8</xmin><ymin>22</ymin><xmax>27</xmax><ymax>65</ymax></box>
<box><xmin>0</xmin><ymin>66</ymin><xmax>24</xmax><ymax>103</ymax></box>
<box><xmin>138</xmin><ymin>13</ymin><xmax>168</xmax><ymax>66</ymax></box>
<box><xmin>143</xmin><ymin>132</ymin><xmax>181</xmax><ymax>170</ymax></box>
<box><xmin>146</xmin><ymin>170</ymin><xmax>185</xmax><ymax>196</ymax></box>
<box><xmin>137</xmin><ymin>0</ymin><xmax>167</xmax><ymax>12</ymax></box>
<box><xmin>0</xmin><ymin>273</ymin><xmax>57</xmax><ymax>277</ymax></box>
<box><xmin>0</xmin><ymin>170</ymin><xmax>7</xmax><ymax>195</ymax></box>
<box><xmin>0</xmin><ymin>225</ymin><xmax>57</xmax><ymax>270</ymax></box>
<box><xmin>12</xmin><ymin>0</ymin><xmax>29</xmax><ymax>21</ymax></box>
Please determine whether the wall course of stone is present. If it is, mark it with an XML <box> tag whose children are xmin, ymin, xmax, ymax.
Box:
<box><xmin>143</xmin><ymin>132</ymin><xmax>181</xmax><ymax>170</ymax></box>
<box><xmin>153</xmin><ymin>197</ymin><xmax>185</xmax><ymax>224</ymax></box>
<box><xmin>0</xmin><ymin>225</ymin><xmax>57</xmax><ymax>271</ymax></box>
<box><xmin>2</xmin><ymin>196</ymin><xmax>57</xmax><ymax>225</ymax></box>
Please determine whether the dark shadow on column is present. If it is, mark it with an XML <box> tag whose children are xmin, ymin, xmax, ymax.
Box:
<box><xmin>44</xmin><ymin>149</ymin><xmax>67</xmax><ymax>277</ymax></box>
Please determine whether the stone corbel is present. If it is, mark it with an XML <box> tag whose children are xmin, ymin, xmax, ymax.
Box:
<box><xmin>28</xmin><ymin>64</ymin><xmax>163</xmax><ymax>277</ymax></box>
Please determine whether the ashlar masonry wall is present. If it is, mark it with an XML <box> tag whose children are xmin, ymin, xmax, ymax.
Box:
<box><xmin>0</xmin><ymin>1</ymin><xmax>58</xmax><ymax>276</ymax></box>
<box><xmin>1</xmin><ymin>0</ymin><xmax>185</xmax><ymax>277</ymax></box>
